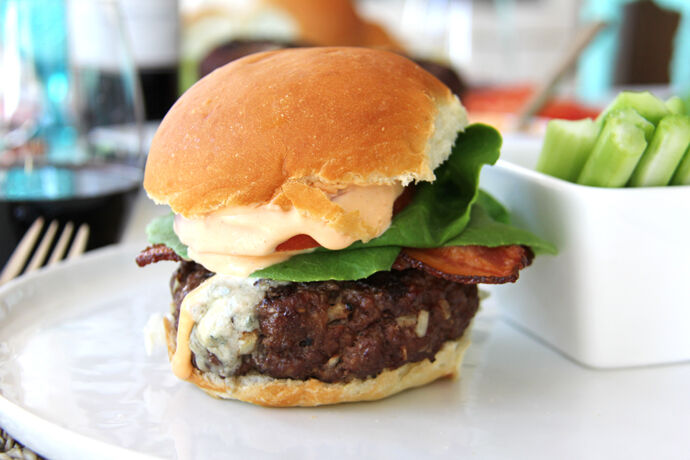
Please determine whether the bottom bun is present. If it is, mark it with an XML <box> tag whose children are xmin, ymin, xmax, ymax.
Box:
<box><xmin>164</xmin><ymin>317</ymin><xmax>472</xmax><ymax>407</ymax></box>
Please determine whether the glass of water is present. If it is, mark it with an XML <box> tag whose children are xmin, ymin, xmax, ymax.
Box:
<box><xmin>0</xmin><ymin>0</ymin><xmax>145</xmax><ymax>266</ymax></box>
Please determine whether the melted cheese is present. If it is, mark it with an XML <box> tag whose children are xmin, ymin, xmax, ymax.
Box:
<box><xmin>175</xmin><ymin>206</ymin><xmax>350</xmax><ymax>256</ymax></box>
<box><xmin>172</xmin><ymin>308</ymin><xmax>194</xmax><ymax>380</ymax></box>
<box><xmin>331</xmin><ymin>184</ymin><xmax>400</xmax><ymax>236</ymax></box>
<box><xmin>185</xmin><ymin>250</ymin><xmax>296</xmax><ymax>278</ymax></box>
<box><xmin>174</xmin><ymin>183</ymin><xmax>402</xmax><ymax>276</ymax></box>
<box><xmin>171</xmin><ymin>275</ymin><xmax>279</xmax><ymax>380</ymax></box>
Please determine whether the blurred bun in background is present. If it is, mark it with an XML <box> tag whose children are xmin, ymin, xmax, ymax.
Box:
<box><xmin>260</xmin><ymin>0</ymin><xmax>401</xmax><ymax>48</ymax></box>
<box><xmin>181</xmin><ymin>0</ymin><xmax>401</xmax><ymax>89</ymax></box>
<box><xmin>187</xmin><ymin>0</ymin><xmax>467</xmax><ymax>97</ymax></box>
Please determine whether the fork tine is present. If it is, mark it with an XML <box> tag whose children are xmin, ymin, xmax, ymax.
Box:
<box><xmin>67</xmin><ymin>224</ymin><xmax>89</xmax><ymax>260</ymax></box>
<box><xmin>25</xmin><ymin>220</ymin><xmax>59</xmax><ymax>274</ymax></box>
<box><xmin>0</xmin><ymin>218</ymin><xmax>44</xmax><ymax>285</ymax></box>
<box><xmin>47</xmin><ymin>222</ymin><xmax>74</xmax><ymax>266</ymax></box>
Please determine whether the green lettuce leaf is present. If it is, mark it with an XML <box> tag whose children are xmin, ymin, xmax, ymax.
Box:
<box><xmin>356</xmin><ymin>123</ymin><xmax>501</xmax><ymax>248</ymax></box>
<box><xmin>253</xmin><ymin>194</ymin><xmax>555</xmax><ymax>281</ymax></box>
<box><xmin>252</xmin><ymin>247</ymin><xmax>401</xmax><ymax>282</ymax></box>
<box><xmin>146</xmin><ymin>124</ymin><xmax>556</xmax><ymax>281</ymax></box>
<box><xmin>146</xmin><ymin>213</ymin><xmax>188</xmax><ymax>259</ymax></box>
<box><xmin>446</xmin><ymin>191</ymin><xmax>556</xmax><ymax>252</ymax></box>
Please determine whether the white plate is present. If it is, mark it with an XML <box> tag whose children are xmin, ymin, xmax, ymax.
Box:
<box><xmin>0</xmin><ymin>245</ymin><xmax>689</xmax><ymax>460</ymax></box>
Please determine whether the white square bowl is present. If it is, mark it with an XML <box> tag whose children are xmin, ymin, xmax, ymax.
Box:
<box><xmin>479</xmin><ymin>136</ymin><xmax>690</xmax><ymax>368</ymax></box>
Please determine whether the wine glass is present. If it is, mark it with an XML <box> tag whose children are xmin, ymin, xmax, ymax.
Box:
<box><xmin>0</xmin><ymin>0</ymin><xmax>145</xmax><ymax>266</ymax></box>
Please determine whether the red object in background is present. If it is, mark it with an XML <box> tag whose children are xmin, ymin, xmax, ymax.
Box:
<box><xmin>463</xmin><ymin>85</ymin><xmax>601</xmax><ymax>120</ymax></box>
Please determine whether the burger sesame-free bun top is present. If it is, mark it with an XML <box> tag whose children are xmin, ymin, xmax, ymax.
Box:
<box><xmin>144</xmin><ymin>47</ymin><xmax>467</xmax><ymax>218</ymax></box>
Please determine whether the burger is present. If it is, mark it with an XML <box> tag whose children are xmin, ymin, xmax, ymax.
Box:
<box><xmin>185</xmin><ymin>0</ymin><xmax>465</xmax><ymax>97</ymax></box>
<box><xmin>137</xmin><ymin>47</ymin><xmax>552</xmax><ymax>407</ymax></box>
<box><xmin>183</xmin><ymin>0</ymin><xmax>401</xmax><ymax>90</ymax></box>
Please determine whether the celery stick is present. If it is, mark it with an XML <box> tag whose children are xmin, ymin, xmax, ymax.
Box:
<box><xmin>670</xmin><ymin>147</ymin><xmax>690</xmax><ymax>185</ymax></box>
<box><xmin>536</xmin><ymin>119</ymin><xmax>598</xmax><ymax>181</ymax></box>
<box><xmin>629</xmin><ymin>115</ymin><xmax>690</xmax><ymax>187</ymax></box>
<box><xmin>597</xmin><ymin>91</ymin><xmax>669</xmax><ymax>125</ymax></box>
<box><xmin>666</xmin><ymin>96</ymin><xmax>686</xmax><ymax>115</ymax></box>
<box><xmin>577</xmin><ymin>117</ymin><xmax>648</xmax><ymax>187</ymax></box>
<box><xmin>605</xmin><ymin>108</ymin><xmax>655</xmax><ymax>142</ymax></box>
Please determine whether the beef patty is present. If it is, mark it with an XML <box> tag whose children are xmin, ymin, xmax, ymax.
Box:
<box><xmin>170</xmin><ymin>261</ymin><xmax>478</xmax><ymax>383</ymax></box>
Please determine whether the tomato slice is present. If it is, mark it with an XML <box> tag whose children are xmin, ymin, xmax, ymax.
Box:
<box><xmin>393</xmin><ymin>184</ymin><xmax>416</xmax><ymax>215</ymax></box>
<box><xmin>275</xmin><ymin>234</ymin><xmax>320</xmax><ymax>252</ymax></box>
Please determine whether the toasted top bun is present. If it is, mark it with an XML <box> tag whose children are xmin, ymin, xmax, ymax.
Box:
<box><xmin>266</xmin><ymin>0</ymin><xmax>401</xmax><ymax>49</ymax></box>
<box><xmin>145</xmin><ymin>47</ymin><xmax>467</xmax><ymax>218</ymax></box>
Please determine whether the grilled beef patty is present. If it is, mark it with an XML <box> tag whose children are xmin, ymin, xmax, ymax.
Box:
<box><xmin>170</xmin><ymin>261</ymin><xmax>478</xmax><ymax>383</ymax></box>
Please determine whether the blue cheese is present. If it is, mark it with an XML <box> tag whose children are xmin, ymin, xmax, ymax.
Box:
<box><xmin>177</xmin><ymin>275</ymin><xmax>282</xmax><ymax>377</ymax></box>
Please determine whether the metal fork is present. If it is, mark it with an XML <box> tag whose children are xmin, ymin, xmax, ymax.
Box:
<box><xmin>0</xmin><ymin>218</ymin><xmax>89</xmax><ymax>286</ymax></box>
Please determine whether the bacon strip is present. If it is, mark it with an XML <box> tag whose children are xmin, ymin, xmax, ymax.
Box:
<box><xmin>136</xmin><ymin>244</ymin><xmax>183</xmax><ymax>267</ymax></box>
<box><xmin>393</xmin><ymin>245</ymin><xmax>533</xmax><ymax>284</ymax></box>
<box><xmin>137</xmin><ymin>241</ymin><xmax>533</xmax><ymax>285</ymax></box>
